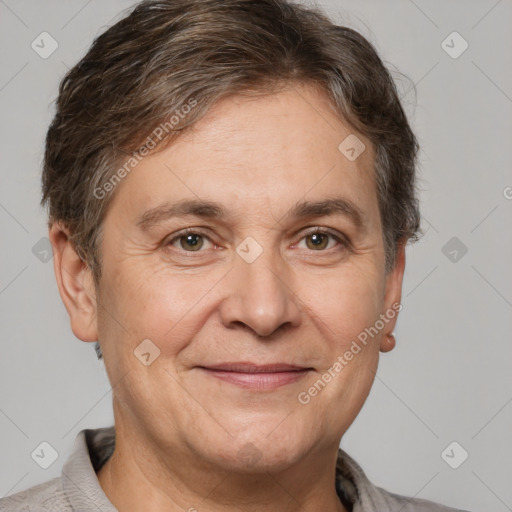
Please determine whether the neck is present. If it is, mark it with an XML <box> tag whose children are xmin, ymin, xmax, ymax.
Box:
<box><xmin>97</xmin><ymin>421</ymin><xmax>347</xmax><ymax>512</ymax></box>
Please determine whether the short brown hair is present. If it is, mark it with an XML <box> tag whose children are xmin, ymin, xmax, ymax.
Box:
<box><xmin>43</xmin><ymin>0</ymin><xmax>420</xmax><ymax>280</ymax></box>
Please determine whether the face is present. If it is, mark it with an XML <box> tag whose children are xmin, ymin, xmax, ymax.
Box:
<box><xmin>56</xmin><ymin>84</ymin><xmax>404</xmax><ymax>473</ymax></box>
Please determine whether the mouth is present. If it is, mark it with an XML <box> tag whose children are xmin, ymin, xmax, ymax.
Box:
<box><xmin>196</xmin><ymin>362</ymin><xmax>313</xmax><ymax>390</ymax></box>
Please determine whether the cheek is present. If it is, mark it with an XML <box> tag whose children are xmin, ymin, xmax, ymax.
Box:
<box><xmin>298</xmin><ymin>262</ymin><xmax>384</xmax><ymax>345</ymax></box>
<box><xmin>97</xmin><ymin>262</ymin><xmax>225</xmax><ymax>357</ymax></box>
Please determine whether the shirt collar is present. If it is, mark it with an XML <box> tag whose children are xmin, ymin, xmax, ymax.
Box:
<box><xmin>62</xmin><ymin>427</ymin><xmax>117</xmax><ymax>511</ymax></box>
<box><xmin>62</xmin><ymin>427</ymin><xmax>382</xmax><ymax>511</ymax></box>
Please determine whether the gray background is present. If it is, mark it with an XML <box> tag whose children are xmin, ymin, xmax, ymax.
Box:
<box><xmin>1</xmin><ymin>1</ymin><xmax>511</xmax><ymax>510</ymax></box>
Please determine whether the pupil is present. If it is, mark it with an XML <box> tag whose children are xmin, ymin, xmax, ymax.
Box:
<box><xmin>183</xmin><ymin>234</ymin><xmax>202</xmax><ymax>250</ymax></box>
<box><xmin>307</xmin><ymin>233</ymin><xmax>327</xmax><ymax>250</ymax></box>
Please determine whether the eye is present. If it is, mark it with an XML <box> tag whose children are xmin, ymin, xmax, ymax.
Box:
<box><xmin>168</xmin><ymin>230</ymin><xmax>215</xmax><ymax>252</ymax></box>
<box><xmin>297</xmin><ymin>229</ymin><xmax>346</xmax><ymax>251</ymax></box>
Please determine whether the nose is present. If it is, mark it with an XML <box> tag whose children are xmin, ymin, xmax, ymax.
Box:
<box><xmin>218</xmin><ymin>251</ymin><xmax>302</xmax><ymax>338</ymax></box>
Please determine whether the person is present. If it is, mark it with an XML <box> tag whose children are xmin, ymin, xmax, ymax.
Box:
<box><xmin>0</xmin><ymin>0</ymin><xmax>470</xmax><ymax>510</ymax></box>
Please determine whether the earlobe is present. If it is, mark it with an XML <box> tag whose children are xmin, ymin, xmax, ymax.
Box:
<box><xmin>380</xmin><ymin>333</ymin><xmax>396</xmax><ymax>353</ymax></box>
<box><xmin>379</xmin><ymin>241</ymin><xmax>406</xmax><ymax>353</ymax></box>
<box><xmin>49</xmin><ymin>223</ymin><xmax>98</xmax><ymax>343</ymax></box>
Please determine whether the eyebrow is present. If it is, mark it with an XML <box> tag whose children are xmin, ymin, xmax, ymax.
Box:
<box><xmin>136</xmin><ymin>197</ymin><xmax>367</xmax><ymax>231</ymax></box>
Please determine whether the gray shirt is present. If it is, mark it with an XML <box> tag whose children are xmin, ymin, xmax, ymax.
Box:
<box><xmin>0</xmin><ymin>426</ymin><xmax>470</xmax><ymax>511</ymax></box>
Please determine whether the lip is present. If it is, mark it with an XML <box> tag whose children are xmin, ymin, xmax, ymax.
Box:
<box><xmin>197</xmin><ymin>362</ymin><xmax>312</xmax><ymax>390</ymax></box>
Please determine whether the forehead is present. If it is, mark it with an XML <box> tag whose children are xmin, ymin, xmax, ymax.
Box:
<box><xmin>108</xmin><ymin>84</ymin><xmax>380</xmax><ymax>230</ymax></box>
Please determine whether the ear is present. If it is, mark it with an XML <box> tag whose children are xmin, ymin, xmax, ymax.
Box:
<box><xmin>379</xmin><ymin>240</ymin><xmax>406</xmax><ymax>353</ymax></box>
<box><xmin>49</xmin><ymin>222</ymin><xmax>98</xmax><ymax>343</ymax></box>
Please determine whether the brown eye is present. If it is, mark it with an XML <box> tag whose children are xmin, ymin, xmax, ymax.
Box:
<box><xmin>305</xmin><ymin>232</ymin><xmax>330</xmax><ymax>250</ymax></box>
<box><xmin>177</xmin><ymin>233</ymin><xmax>204</xmax><ymax>251</ymax></box>
<box><xmin>166</xmin><ymin>229</ymin><xmax>217</xmax><ymax>254</ymax></box>
<box><xmin>297</xmin><ymin>230</ymin><xmax>346</xmax><ymax>252</ymax></box>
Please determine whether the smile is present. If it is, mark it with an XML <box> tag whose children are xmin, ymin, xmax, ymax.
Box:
<box><xmin>197</xmin><ymin>362</ymin><xmax>313</xmax><ymax>390</ymax></box>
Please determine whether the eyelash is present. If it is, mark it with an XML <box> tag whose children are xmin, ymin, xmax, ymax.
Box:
<box><xmin>165</xmin><ymin>227</ymin><xmax>349</xmax><ymax>255</ymax></box>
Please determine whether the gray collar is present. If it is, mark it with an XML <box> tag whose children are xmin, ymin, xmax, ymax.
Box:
<box><xmin>61</xmin><ymin>426</ymin><xmax>385</xmax><ymax>512</ymax></box>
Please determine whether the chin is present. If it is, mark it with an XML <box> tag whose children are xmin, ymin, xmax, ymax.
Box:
<box><xmin>201</xmin><ymin>422</ymin><xmax>314</xmax><ymax>474</ymax></box>
<box><xmin>214</xmin><ymin>442</ymin><xmax>306</xmax><ymax>474</ymax></box>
